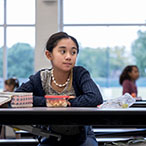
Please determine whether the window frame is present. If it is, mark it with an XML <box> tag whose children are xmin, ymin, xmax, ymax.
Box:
<box><xmin>0</xmin><ymin>0</ymin><xmax>36</xmax><ymax>82</ymax></box>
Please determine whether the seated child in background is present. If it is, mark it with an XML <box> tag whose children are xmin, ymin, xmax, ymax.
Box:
<box><xmin>119</xmin><ymin>65</ymin><xmax>139</xmax><ymax>98</ymax></box>
<box><xmin>3</xmin><ymin>78</ymin><xmax>21</xmax><ymax>139</ymax></box>
<box><xmin>4</xmin><ymin>78</ymin><xmax>19</xmax><ymax>92</ymax></box>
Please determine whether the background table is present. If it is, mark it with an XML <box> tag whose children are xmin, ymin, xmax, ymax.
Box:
<box><xmin>131</xmin><ymin>100</ymin><xmax>146</xmax><ymax>108</ymax></box>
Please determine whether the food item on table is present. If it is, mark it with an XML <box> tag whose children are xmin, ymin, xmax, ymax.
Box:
<box><xmin>0</xmin><ymin>92</ymin><xmax>33</xmax><ymax>108</ymax></box>
<box><xmin>45</xmin><ymin>95</ymin><xmax>69</xmax><ymax>107</ymax></box>
<box><xmin>99</xmin><ymin>93</ymin><xmax>136</xmax><ymax>109</ymax></box>
<box><xmin>121</xmin><ymin>104</ymin><xmax>129</xmax><ymax>108</ymax></box>
<box><xmin>11</xmin><ymin>92</ymin><xmax>33</xmax><ymax>108</ymax></box>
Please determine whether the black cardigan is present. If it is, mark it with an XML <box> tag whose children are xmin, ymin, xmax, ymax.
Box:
<box><xmin>16</xmin><ymin>66</ymin><xmax>103</xmax><ymax>142</ymax></box>
<box><xmin>16</xmin><ymin>66</ymin><xmax>103</xmax><ymax>107</ymax></box>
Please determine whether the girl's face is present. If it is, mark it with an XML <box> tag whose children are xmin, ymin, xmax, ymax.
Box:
<box><xmin>4</xmin><ymin>84</ymin><xmax>14</xmax><ymax>92</ymax></box>
<box><xmin>46</xmin><ymin>38</ymin><xmax>78</xmax><ymax>72</ymax></box>
<box><xmin>128</xmin><ymin>67</ymin><xmax>139</xmax><ymax>81</ymax></box>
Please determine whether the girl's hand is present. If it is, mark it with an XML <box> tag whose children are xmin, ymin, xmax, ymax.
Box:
<box><xmin>67</xmin><ymin>96</ymin><xmax>75</xmax><ymax>106</ymax></box>
<box><xmin>68</xmin><ymin>96</ymin><xmax>75</xmax><ymax>99</ymax></box>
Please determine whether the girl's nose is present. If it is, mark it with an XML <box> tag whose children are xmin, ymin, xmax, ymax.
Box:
<box><xmin>65</xmin><ymin>53</ymin><xmax>71</xmax><ymax>60</ymax></box>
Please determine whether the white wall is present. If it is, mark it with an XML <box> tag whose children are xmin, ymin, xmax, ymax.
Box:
<box><xmin>35</xmin><ymin>0</ymin><xmax>59</xmax><ymax>72</ymax></box>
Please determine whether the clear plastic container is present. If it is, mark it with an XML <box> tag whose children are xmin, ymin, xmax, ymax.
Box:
<box><xmin>99</xmin><ymin>93</ymin><xmax>136</xmax><ymax>109</ymax></box>
<box><xmin>45</xmin><ymin>95</ymin><xmax>69</xmax><ymax>107</ymax></box>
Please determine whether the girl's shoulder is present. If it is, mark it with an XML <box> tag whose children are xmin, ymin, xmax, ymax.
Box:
<box><xmin>122</xmin><ymin>79</ymin><xmax>132</xmax><ymax>85</ymax></box>
<box><xmin>73</xmin><ymin>66</ymin><xmax>90</xmax><ymax>81</ymax></box>
<box><xmin>29</xmin><ymin>68</ymin><xmax>51</xmax><ymax>80</ymax></box>
<box><xmin>73</xmin><ymin>66</ymin><xmax>88</xmax><ymax>73</ymax></box>
<box><xmin>39</xmin><ymin>68</ymin><xmax>51</xmax><ymax>72</ymax></box>
<box><xmin>35</xmin><ymin>68</ymin><xmax>51</xmax><ymax>75</ymax></box>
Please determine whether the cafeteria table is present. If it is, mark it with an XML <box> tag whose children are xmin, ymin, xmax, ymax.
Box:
<box><xmin>0</xmin><ymin>107</ymin><xmax>146</xmax><ymax>127</ymax></box>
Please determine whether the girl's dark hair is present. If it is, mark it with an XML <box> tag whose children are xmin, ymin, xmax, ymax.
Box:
<box><xmin>5</xmin><ymin>78</ymin><xmax>19</xmax><ymax>89</ymax></box>
<box><xmin>119</xmin><ymin>65</ymin><xmax>138</xmax><ymax>85</ymax></box>
<box><xmin>46</xmin><ymin>32</ymin><xmax>79</xmax><ymax>53</ymax></box>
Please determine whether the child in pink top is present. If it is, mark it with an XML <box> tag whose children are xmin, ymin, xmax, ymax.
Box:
<box><xmin>119</xmin><ymin>65</ymin><xmax>139</xmax><ymax>97</ymax></box>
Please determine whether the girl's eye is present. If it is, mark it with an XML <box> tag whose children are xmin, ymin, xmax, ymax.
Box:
<box><xmin>71</xmin><ymin>51</ymin><xmax>77</xmax><ymax>55</ymax></box>
<box><xmin>60</xmin><ymin>50</ymin><xmax>66</xmax><ymax>54</ymax></box>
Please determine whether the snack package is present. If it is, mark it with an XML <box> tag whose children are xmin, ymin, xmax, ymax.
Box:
<box><xmin>11</xmin><ymin>92</ymin><xmax>33</xmax><ymax>108</ymax></box>
<box><xmin>0</xmin><ymin>92</ymin><xmax>33</xmax><ymax>108</ymax></box>
<box><xmin>99</xmin><ymin>93</ymin><xmax>136</xmax><ymax>109</ymax></box>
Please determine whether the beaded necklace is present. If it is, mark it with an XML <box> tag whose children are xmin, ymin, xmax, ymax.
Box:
<box><xmin>51</xmin><ymin>69</ymin><xmax>70</xmax><ymax>88</ymax></box>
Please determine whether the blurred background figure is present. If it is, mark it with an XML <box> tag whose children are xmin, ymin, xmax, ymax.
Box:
<box><xmin>1</xmin><ymin>78</ymin><xmax>21</xmax><ymax>139</ymax></box>
<box><xmin>119</xmin><ymin>65</ymin><xmax>139</xmax><ymax>98</ymax></box>
<box><xmin>4</xmin><ymin>78</ymin><xmax>19</xmax><ymax>92</ymax></box>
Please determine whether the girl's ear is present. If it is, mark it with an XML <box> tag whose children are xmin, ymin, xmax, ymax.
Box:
<box><xmin>45</xmin><ymin>50</ymin><xmax>53</xmax><ymax>60</ymax></box>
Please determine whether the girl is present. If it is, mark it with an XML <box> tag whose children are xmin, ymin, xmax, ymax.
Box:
<box><xmin>4</xmin><ymin>78</ymin><xmax>19</xmax><ymax>92</ymax></box>
<box><xmin>3</xmin><ymin>78</ymin><xmax>20</xmax><ymax>139</ymax></box>
<box><xmin>16</xmin><ymin>32</ymin><xmax>103</xmax><ymax>146</ymax></box>
<box><xmin>119</xmin><ymin>65</ymin><xmax>139</xmax><ymax>97</ymax></box>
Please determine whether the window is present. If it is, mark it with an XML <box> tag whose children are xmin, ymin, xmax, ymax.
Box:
<box><xmin>0</xmin><ymin>0</ymin><xmax>4</xmax><ymax>24</ymax></box>
<box><xmin>62</xmin><ymin>0</ymin><xmax>146</xmax><ymax>99</ymax></box>
<box><xmin>0</xmin><ymin>27</ymin><xmax>3</xmax><ymax>89</ymax></box>
<box><xmin>64</xmin><ymin>0</ymin><xmax>146</xmax><ymax>24</ymax></box>
<box><xmin>7</xmin><ymin>0</ymin><xmax>35</xmax><ymax>24</ymax></box>
<box><xmin>7</xmin><ymin>27</ymin><xmax>35</xmax><ymax>78</ymax></box>
<box><xmin>0</xmin><ymin>0</ymin><xmax>35</xmax><ymax>91</ymax></box>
